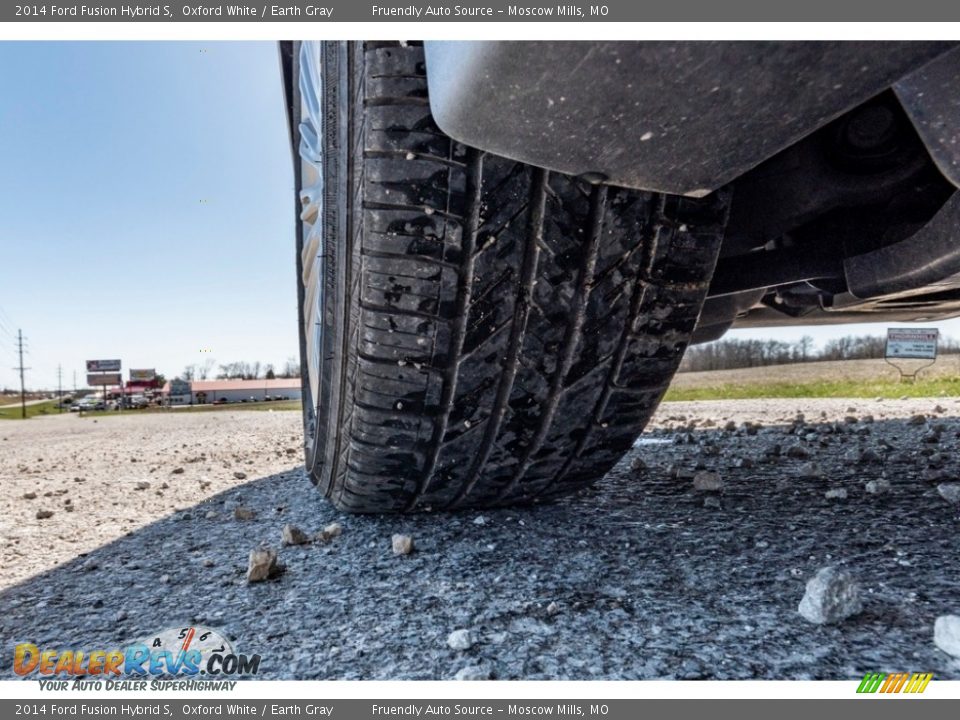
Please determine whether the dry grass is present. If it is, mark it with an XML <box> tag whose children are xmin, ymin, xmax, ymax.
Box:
<box><xmin>667</xmin><ymin>355</ymin><xmax>960</xmax><ymax>401</ymax></box>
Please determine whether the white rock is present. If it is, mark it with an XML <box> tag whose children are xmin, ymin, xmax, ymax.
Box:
<box><xmin>865</xmin><ymin>479</ymin><xmax>891</xmax><ymax>495</ymax></box>
<box><xmin>825</xmin><ymin>488</ymin><xmax>848</xmax><ymax>500</ymax></box>
<box><xmin>316</xmin><ymin>522</ymin><xmax>343</xmax><ymax>543</ymax></box>
<box><xmin>281</xmin><ymin>524</ymin><xmax>311</xmax><ymax>546</ymax></box>
<box><xmin>454</xmin><ymin>665</ymin><xmax>490</xmax><ymax>680</ymax></box>
<box><xmin>798</xmin><ymin>566</ymin><xmax>862</xmax><ymax>624</ymax></box>
<box><xmin>392</xmin><ymin>534</ymin><xmax>414</xmax><ymax>555</ymax></box>
<box><xmin>692</xmin><ymin>471</ymin><xmax>723</xmax><ymax>491</ymax></box>
<box><xmin>934</xmin><ymin>615</ymin><xmax>960</xmax><ymax>658</ymax></box>
<box><xmin>937</xmin><ymin>483</ymin><xmax>960</xmax><ymax>504</ymax></box>
<box><xmin>447</xmin><ymin>629</ymin><xmax>475</xmax><ymax>651</ymax></box>
<box><xmin>472</xmin><ymin>516</ymin><xmax>487</xmax><ymax>526</ymax></box>
<box><xmin>246</xmin><ymin>547</ymin><xmax>283</xmax><ymax>583</ymax></box>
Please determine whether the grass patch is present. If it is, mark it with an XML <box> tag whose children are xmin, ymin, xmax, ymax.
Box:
<box><xmin>664</xmin><ymin>376</ymin><xmax>960</xmax><ymax>402</ymax></box>
<box><xmin>79</xmin><ymin>400</ymin><xmax>302</xmax><ymax>418</ymax></box>
<box><xmin>0</xmin><ymin>400</ymin><xmax>66</xmax><ymax>419</ymax></box>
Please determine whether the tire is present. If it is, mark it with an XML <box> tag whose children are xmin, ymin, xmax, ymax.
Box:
<box><xmin>294</xmin><ymin>41</ymin><xmax>729</xmax><ymax>513</ymax></box>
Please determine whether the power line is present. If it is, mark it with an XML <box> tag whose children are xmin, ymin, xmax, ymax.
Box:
<box><xmin>0</xmin><ymin>304</ymin><xmax>17</xmax><ymax>338</ymax></box>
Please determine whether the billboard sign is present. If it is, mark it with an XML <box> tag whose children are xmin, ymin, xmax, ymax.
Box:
<box><xmin>886</xmin><ymin>328</ymin><xmax>939</xmax><ymax>360</ymax></box>
<box><xmin>86</xmin><ymin>359</ymin><xmax>121</xmax><ymax>372</ymax></box>
<box><xmin>129</xmin><ymin>368</ymin><xmax>156</xmax><ymax>382</ymax></box>
<box><xmin>87</xmin><ymin>373</ymin><xmax>122</xmax><ymax>386</ymax></box>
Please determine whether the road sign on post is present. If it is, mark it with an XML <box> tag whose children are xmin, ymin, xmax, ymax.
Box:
<box><xmin>86</xmin><ymin>359</ymin><xmax>121</xmax><ymax>372</ymax></box>
<box><xmin>86</xmin><ymin>373</ymin><xmax>123</xmax><ymax>386</ymax></box>
<box><xmin>85</xmin><ymin>359</ymin><xmax>123</xmax><ymax>410</ymax></box>
<box><xmin>885</xmin><ymin>328</ymin><xmax>938</xmax><ymax>382</ymax></box>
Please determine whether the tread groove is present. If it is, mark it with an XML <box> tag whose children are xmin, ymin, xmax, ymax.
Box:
<box><xmin>405</xmin><ymin>148</ymin><xmax>485</xmax><ymax>510</ymax></box>
<box><xmin>448</xmin><ymin>167</ymin><xmax>548</xmax><ymax>509</ymax></box>
<box><xmin>492</xmin><ymin>182</ymin><xmax>607</xmax><ymax>505</ymax></box>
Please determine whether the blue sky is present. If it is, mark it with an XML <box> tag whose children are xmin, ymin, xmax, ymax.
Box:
<box><xmin>0</xmin><ymin>41</ymin><xmax>958</xmax><ymax>391</ymax></box>
<box><xmin>0</xmin><ymin>42</ymin><xmax>295</xmax><ymax>391</ymax></box>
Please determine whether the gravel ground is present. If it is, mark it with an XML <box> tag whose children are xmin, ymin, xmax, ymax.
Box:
<box><xmin>2</xmin><ymin>399</ymin><xmax>959</xmax><ymax>680</ymax></box>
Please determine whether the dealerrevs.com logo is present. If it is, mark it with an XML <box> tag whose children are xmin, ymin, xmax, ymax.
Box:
<box><xmin>14</xmin><ymin>626</ymin><xmax>261</xmax><ymax>684</ymax></box>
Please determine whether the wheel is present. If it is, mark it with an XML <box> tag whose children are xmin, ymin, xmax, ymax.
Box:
<box><xmin>293</xmin><ymin>41</ymin><xmax>729</xmax><ymax>513</ymax></box>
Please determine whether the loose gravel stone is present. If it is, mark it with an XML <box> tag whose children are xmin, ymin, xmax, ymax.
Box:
<box><xmin>798</xmin><ymin>566</ymin><xmax>863</xmax><ymax>624</ymax></box>
<box><xmin>316</xmin><ymin>522</ymin><xmax>343</xmax><ymax>543</ymax></box>
<box><xmin>938</xmin><ymin>484</ymin><xmax>960</xmax><ymax>504</ymax></box>
<box><xmin>934</xmin><ymin>616</ymin><xmax>960</xmax><ymax>658</ymax></box>
<box><xmin>233</xmin><ymin>471</ymin><xmax>248</xmax><ymax>480</ymax></box>
<box><xmin>35</xmin><ymin>510</ymin><xmax>53</xmax><ymax>520</ymax></box>
<box><xmin>281</xmin><ymin>524</ymin><xmax>311</xmax><ymax>546</ymax></box>
<box><xmin>825</xmin><ymin>488</ymin><xmax>848</xmax><ymax>500</ymax></box>
<box><xmin>865</xmin><ymin>479</ymin><xmax>891</xmax><ymax>495</ymax></box>
<box><xmin>798</xmin><ymin>462</ymin><xmax>824</xmax><ymax>479</ymax></box>
<box><xmin>786</xmin><ymin>445</ymin><xmax>810</xmax><ymax>459</ymax></box>
<box><xmin>247</xmin><ymin>547</ymin><xmax>283</xmax><ymax>583</ymax></box>
<box><xmin>447</xmin><ymin>629</ymin><xmax>475</xmax><ymax>651</ymax></box>
<box><xmin>234</xmin><ymin>507</ymin><xmax>256</xmax><ymax>521</ymax></box>
<box><xmin>135</xmin><ymin>481</ymin><xmax>150</xmax><ymax>491</ymax></box>
<box><xmin>692</xmin><ymin>471</ymin><xmax>723</xmax><ymax>491</ymax></box>
<box><xmin>454</xmin><ymin>665</ymin><xmax>490</xmax><ymax>680</ymax></box>
<box><xmin>392</xmin><ymin>534</ymin><xmax>414</xmax><ymax>555</ymax></box>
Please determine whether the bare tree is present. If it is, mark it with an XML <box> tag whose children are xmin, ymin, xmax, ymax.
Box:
<box><xmin>199</xmin><ymin>358</ymin><xmax>216</xmax><ymax>380</ymax></box>
<box><xmin>281</xmin><ymin>356</ymin><xmax>301</xmax><ymax>378</ymax></box>
<box><xmin>180</xmin><ymin>364</ymin><xmax>196</xmax><ymax>381</ymax></box>
<box><xmin>680</xmin><ymin>333</ymin><xmax>956</xmax><ymax>372</ymax></box>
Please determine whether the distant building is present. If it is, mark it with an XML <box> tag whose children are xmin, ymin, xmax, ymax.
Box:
<box><xmin>161</xmin><ymin>378</ymin><xmax>301</xmax><ymax>405</ymax></box>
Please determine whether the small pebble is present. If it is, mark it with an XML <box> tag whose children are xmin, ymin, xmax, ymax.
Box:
<box><xmin>392</xmin><ymin>534</ymin><xmax>414</xmax><ymax>555</ymax></box>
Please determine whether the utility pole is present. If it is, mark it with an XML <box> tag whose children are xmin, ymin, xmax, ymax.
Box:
<box><xmin>58</xmin><ymin>364</ymin><xmax>63</xmax><ymax>413</ymax></box>
<box><xmin>15</xmin><ymin>329</ymin><xmax>29</xmax><ymax>419</ymax></box>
